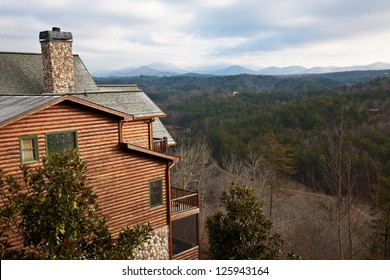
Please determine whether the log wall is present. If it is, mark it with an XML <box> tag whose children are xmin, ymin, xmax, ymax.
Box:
<box><xmin>122</xmin><ymin>120</ymin><xmax>150</xmax><ymax>149</ymax></box>
<box><xmin>0</xmin><ymin>101</ymin><xmax>169</xmax><ymax>239</ymax></box>
<box><xmin>172</xmin><ymin>247</ymin><xmax>200</xmax><ymax>260</ymax></box>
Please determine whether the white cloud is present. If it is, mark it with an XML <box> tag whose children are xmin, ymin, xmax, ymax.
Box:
<box><xmin>196</xmin><ymin>0</ymin><xmax>239</xmax><ymax>8</ymax></box>
<box><xmin>1</xmin><ymin>0</ymin><xmax>390</xmax><ymax>71</ymax></box>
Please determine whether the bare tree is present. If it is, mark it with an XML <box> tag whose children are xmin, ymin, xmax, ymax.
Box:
<box><xmin>321</xmin><ymin>123</ymin><xmax>367</xmax><ymax>259</ymax></box>
<box><xmin>222</xmin><ymin>152</ymin><xmax>273</xmax><ymax>199</ymax></box>
<box><xmin>171</xmin><ymin>135</ymin><xmax>211</xmax><ymax>204</ymax></box>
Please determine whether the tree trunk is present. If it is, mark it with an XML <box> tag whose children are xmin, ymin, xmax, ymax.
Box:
<box><xmin>348</xmin><ymin>189</ymin><xmax>353</xmax><ymax>259</ymax></box>
<box><xmin>269</xmin><ymin>184</ymin><xmax>273</xmax><ymax>218</ymax></box>
<box><xmin>384</xmin><ymin>202</ymin><xmax>390</xmax><ymax>259</ymax></box>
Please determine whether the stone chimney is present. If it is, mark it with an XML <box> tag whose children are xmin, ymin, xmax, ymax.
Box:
<box><xmin>39</xmin><ymin>27</ymin><xmax>74</xmax><ymax>93</ymax></box>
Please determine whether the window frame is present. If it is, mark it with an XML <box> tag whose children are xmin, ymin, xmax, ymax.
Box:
<box><xmin>149</xmin><ymin>179</ymin><xmax>163</xmax><ymax>208</ymax></box>
<box><xmin>19</xmin><ymin>135</ymin><xmax>39</xmax><ymax>164</ymax></box>
<box><xmin>45</xmin><ymin>130</ymin><xmax>78</xmax><ymax>157</ymax></box>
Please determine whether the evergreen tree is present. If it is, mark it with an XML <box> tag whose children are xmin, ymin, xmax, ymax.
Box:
<box><xmin>259</xmin><ymin>133</ymin><xmax>296</xmax><ymax>217</ymax></box>
<box><xmin>0</xmin><ymin>150</ymin><xmax>151</xmax><ymax>259</ymax></box>
<box><xmin>206</xmin><ymin>182</ymin><xmax>283</xmax><ymax>259</ymax></box>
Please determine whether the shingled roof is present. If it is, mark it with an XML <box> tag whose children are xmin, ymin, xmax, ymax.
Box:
<box><xmin>74</xmin><ymin>86</ymin><xmax>175</xmax><ymax>145</ymax></box>
<box><xmin>0</xmin><ymin>95</ymin><xmax>60</xmax><ymax>125</ymax></box>
<box><xmin>0</xmin><ymin>51</ymin><xmax>174</xmax><ymax>144</ymax></box>
<box><xmin>153</xmin><ymin>118</ymin><xmax>175</xmax><ymax>146</ymax></box>
<box><xmin>75</xmin><ymin>85</ymin><xmax>166</xmax><ymax>118</ymax></box>
<box><xmin>0</xmin><ymin>52</ymin><xmax>99</xmax><ymax>94</ymax></box>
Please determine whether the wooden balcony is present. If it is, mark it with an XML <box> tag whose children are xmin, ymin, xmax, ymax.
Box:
<box><xmin>153</xmin><ymin>137</ymin><xmax>168</xmax><ymax>154</ymax></box>
<box><xmin>170</xmin><ymin>187</ymin><xmax>200</xmax><ymax>260</ymax></box>
<box><xmin>171</xmin><ymin>187</ymin><xmax>199</xmax><ymax>217</ymax></box>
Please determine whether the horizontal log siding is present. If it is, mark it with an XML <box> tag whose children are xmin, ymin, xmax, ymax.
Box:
<box><xmin>0</xmin><ymin>101</ymin><xmax>169</xmax><ymax>241</ymax></box>
<box><xmin>122</xmin><ymin>120</ymin><xmax>150</xmax><ymax>149</ymax></box>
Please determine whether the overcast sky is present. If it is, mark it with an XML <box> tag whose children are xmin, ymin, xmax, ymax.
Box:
<box><xmin>1</xmin><ymin>0</ymin><xmax>389</xmax><ymax>72</ymax></box>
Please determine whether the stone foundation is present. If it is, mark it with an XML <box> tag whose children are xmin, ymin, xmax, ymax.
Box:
<box><xmin>135</xmin><ymin>225</ymin><xmax>169</xmax><ymax>260</ymax></box>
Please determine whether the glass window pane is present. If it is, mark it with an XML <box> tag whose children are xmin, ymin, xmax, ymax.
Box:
<box><xmin>23</xmin><ymin>149</ymin><xmax>34</xmax><ymax>160</ymax></box>
<box><xmin>22</xmin><ymin>139</ymin><xmax>33</xmax><ymax>149</ymax></box>
<box><xmin>20</xmin><ymin>137</ymin><xmax>38</xmax><ymax>162</ymax></box>
<box><xmin>47</xmin><ymin>131</ymin><xmax>76</xmax><ymax>156</ymax></box>
<box><xmin>150</xmin><ymin>180</ymin><xmax>163</xmax><ymax>207</ymax></box>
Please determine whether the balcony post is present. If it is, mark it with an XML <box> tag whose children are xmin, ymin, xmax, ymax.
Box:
<box><xmin>163</xmin><ymin>137</ymin><xmax>168</xmax><ymax>154</ymax></box>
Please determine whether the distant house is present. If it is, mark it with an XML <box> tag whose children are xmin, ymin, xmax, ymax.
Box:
<box><xmin>369</xmin><ymin>108</ymin><xmax>382</xmax><ymax>116</ymax></box>
<box><xmin>0</xmin><ymin>27</ymin><xmax>199</xmax><ymax>260</ymax></box>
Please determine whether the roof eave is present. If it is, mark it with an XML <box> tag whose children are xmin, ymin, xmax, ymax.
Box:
<box><xmin>133</xmin><ymin>113</ymin><xmax>167</xmax><ymax>120</ymax></box>
<box><xmin>120</xmin><ymin>143</ymin><xmax>181</xmax><ymax>163</ymax></box>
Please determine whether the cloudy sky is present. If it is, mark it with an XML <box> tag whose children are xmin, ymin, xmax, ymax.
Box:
<box><xmin>1</xmin><ymin>0</ymin><xmax>389</xmax><ymax>72</ymax></box>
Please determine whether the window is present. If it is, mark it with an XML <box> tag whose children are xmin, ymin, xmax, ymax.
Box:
<box><xmin>46</xmin><ymin>130</ymin><xmax>77</xmax><ymax>156</ymax></box>
<box><xmin>149</xmin><ymin>179</ymin><xmax>163</xmax><ymax>208</ymax></box>
<box><xmin>20</xmin><ymin>136</ymin><xmax>39</xmax><ymax>163</ymax></box>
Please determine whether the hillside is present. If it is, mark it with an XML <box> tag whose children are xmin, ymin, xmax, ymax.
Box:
<box><xmin>95</xmin><ymin>72</ymin><xmax>390</xmax><ymax>259</ymax></box>
<box><xmin>92</xmin><ymin>62</ymin><xmax>390</xmax><ymax>77</ymax></box>
<box><xmin>95</xmin><ymin>73</ymin><xmax>390</xmax><ymax>193</ymax></box>
<box><xmin>94</xmin><ymin>69</ymin><xmax>390</xmax><ymax>102</ymax></box>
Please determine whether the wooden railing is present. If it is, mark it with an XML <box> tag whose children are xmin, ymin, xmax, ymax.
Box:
<box><xmin>171</xmin><ymin>187</ymin><xmax>199</xmax><ymax>214</ymax></box>
<box><xmin>153</xmin><ymin>137</ymin><xmax>168</xmax><ymax>154</ymax></box>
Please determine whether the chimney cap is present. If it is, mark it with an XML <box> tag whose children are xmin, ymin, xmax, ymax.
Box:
<box><xmin>39</xmin><ymin>27</ymin><xmax>72</xmax><ymax>42</ymax></box>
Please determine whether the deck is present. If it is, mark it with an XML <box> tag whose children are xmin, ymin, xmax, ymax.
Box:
<box><xmin>171</xmin><ymin>187</ymin><xmax>199</xmax><ymax>215</ymax></box>
<box><xmin>153</xmin><ymin>137</ymin><xmax>168</xmax><ymax>154</ymax></box>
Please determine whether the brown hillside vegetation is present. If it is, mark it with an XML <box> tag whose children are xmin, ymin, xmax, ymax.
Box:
<box><xmin>166</xmin><ymin>76</ymin><xmax>389</xmax><ymax>259</ymax></box>
<box><xmin>198</xmin><ymin>160</ymin><xmax>371</xmax><ymax>260</ymax></box>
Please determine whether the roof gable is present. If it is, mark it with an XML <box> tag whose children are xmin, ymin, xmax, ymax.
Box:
<box><xmin>0</xmin><ymin>95</ymin><xmax>59</xmax><ymax>126</ymax></box>
<box><xmin>0</xmin><ymin>95</ymin><xmax>132</xmax><ymax>128</ymax></box>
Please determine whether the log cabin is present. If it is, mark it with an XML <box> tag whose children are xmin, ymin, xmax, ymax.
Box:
<box><xmin>0</xmin><ymin>27</ymin><xmax>199</xmax><ymax>260</ymax></box>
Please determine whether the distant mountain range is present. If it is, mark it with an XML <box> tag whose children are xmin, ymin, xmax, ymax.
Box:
<box><xmin>92</xmin><ymin>62</ymin><xmax>390</xmax><ymax>78</ymax></box>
